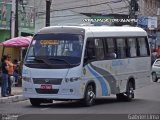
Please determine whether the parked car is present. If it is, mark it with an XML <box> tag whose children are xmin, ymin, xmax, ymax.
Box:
<box><xmin>152</xmin><ymin>59</ymin><xmax>160</xmax><ymax>82</ymax></box>
<box><xmin>151</xmin><ymin>52</ymin><xmax>157</xmax><ymax>66</ymax></box>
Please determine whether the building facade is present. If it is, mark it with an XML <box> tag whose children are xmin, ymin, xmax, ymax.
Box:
<box><xmin>0</xmin><ymin>0</ymin><xmax>35</xmax><ymax>41</ymax></box>
<box><xmin>29</xmin><ymin>0</ymin><xmax>130</xmax><ymax>32</ymax></box>
<box><xmin>138</xmin><ymin>0</ymin><xmax>160</xmax><ymax>49</ymax></box>
<box><xmin>0</xmin><ymin>0</ymin><xmax>35</xmax><ymax>60</ymax></box>
<box><xmin>1</xmin><ymin>0</ymin><xmax>160</xmax><ymax>49</ymax></box>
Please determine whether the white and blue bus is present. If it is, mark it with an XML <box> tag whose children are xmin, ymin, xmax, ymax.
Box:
<box><xmin>22</xmin><ymin>26</ymin><xmax>151</xmax><ymax>106</ymax></box>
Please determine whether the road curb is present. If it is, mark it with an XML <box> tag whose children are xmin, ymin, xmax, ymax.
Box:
<box><xmin>0</xmin><ymin>95</ymin><xmax>28</xmax><ymax>104</ymax></box>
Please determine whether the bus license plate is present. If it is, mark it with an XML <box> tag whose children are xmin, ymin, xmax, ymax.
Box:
<box><xmin>40</xmin><ymin>84</ymin><xmax>52</xmax><ymax>89</ymax></box>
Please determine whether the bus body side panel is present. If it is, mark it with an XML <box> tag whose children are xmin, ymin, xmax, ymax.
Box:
<box><xmin>83</xmin><ymin>63</ymin><xmax>109</xmax><ymax>98</ymax></box>
<box><xmin>132</xmin><ymin>57</ymin><xmax>151</xmax><ymax>89</ymax></box>
<box><xmin>83</xmin><ymin>60</ymin><xmax>123</xmax><ymax>98</ymax></box>
<box><xmin>82</xmin><ymin>56</ymin><xmax>151</xmax><ymax>98</ymax></box>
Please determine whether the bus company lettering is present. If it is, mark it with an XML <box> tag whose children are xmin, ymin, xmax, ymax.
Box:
<box><xmin>40</xmin><ymin>40</ymin><xmax>59</xmax><ymax>45</ymax></box>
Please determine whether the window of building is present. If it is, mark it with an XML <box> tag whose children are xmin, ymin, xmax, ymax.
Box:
<box><xmin>150</xmin><ymin>0</ymin><xmax>153</xmax><ymax>8</ymax></box>
<box><xmin>158</xmin><ymin>1</ymin><xmax>160</xmax><ymax>7</ymax></box>
<box><xmin>127</xmin><ymin>38</ymin><xmax>137</xmax><ymax>57</ymax></box>
<box><xmin>116</xmin><ymin>38</ymin><xmax>127</xmax><ymax>59</ymax></box>
<box><xmin>146</xmin><ymin>0</ymin><xmax>149</xmax><ymax>8</ymax></box>
<box><xmin>154</xmin><ymin>0</ymin><xmax>157</xmax><ymax>8</ymax></box>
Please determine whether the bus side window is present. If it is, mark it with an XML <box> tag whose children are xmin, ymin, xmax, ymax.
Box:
<box><xmin>137</xmin><ymin>37</ymin><xmax>149</xmax><ymax>56</ymax></box>
<box><xmin>105</xmin><ymin>38</ymin><xmax>117</xmax><ymax>59</ymax></box>
<box><xmin>116</xmin><ymin>38</ymin><xmax>127</xmax><ymax>59</ymax></box>
<box><xmin>94</xmin><ymin>38</ymin><xmax>105</xmax><ymax>60</ymax></box>
<box><xmin>85</xmin><ymin>39</ymin><xmax>96</xmax><ymax>61</ymax></box>
<box><xmin>128</xmin><ymin>38</ymin><xmax>137</xmax><ymax>57</ymax></box>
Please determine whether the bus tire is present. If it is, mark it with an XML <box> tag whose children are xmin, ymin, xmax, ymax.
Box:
<box><xmin>125</xmin><ymin>81</ymin><xmax>134</xmax><ymax>101</ymax></box>
<box><xmin>30</xmin><ymin>98</ymin><xmax>41</xmax><ymax>106</ymax></box>
<box><xmin>116</xmin><ymin>81</ymin><xmax>134</xmax><ymax>102</ymax></box>
<box><xmin>152</xmin><ymin>72</ymin><xmax>158</xmax><ymax>82</ymax></box>
<box><xmin>83</xmin><ymin>85</ymin><xmax>95</xmax><ymax>106</ymax></box>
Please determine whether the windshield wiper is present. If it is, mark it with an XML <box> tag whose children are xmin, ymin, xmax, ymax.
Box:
<box><xmin>32</xmin><ymin>57</ymin><xmax>44</xmax><ymax>62</ymax></box>
<box><xmin>47</xmin><ymin>58</ymin><xmax>71</xmax><ymax>66</ymax></box>
<box><xmin>34</xmin><ymin>57</ymin><xmax>54</xmax><ymax>66</ymax></box>
<box><xmin>25</xmin><ymin>56</ymin><xmax>44</xmax><ymax>63</ymax></box>
<box><xmin>27</xmin><ymin>56</ymin><xmax>71</xmax><ymax>67</ymax></box>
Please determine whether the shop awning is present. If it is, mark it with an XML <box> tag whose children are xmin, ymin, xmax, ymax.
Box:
<box><xmin>0</xmin><ymin>36</ymin><xmax>32</xmax><ymax>47</ymax></box>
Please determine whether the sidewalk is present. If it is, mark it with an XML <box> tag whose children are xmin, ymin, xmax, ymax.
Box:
<box><xmin>0</xmin><ymin>86</ymin><xmax>27</xmax><ymax>103</ymax></box>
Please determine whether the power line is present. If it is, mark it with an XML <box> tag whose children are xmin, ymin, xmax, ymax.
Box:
<box><xmin>37</xmin><ymin>0</ymin><xmax>123</xmax><ymax>15</ymax></box>
<box><xmin>34</xmin><ymin>0</ymin><xmax>131</xmax><ymax>26</ymax></box>
<box><xmin>38</xmin><ymin>14</ymin><xmax>81</xmax><ymax>19</ymax></box>
<box><xmin>95</xmin><ymin>6</ymin><xmax>129</xmax><ymax>14</ymax></box>
<box><xmin>52</xmin><ymin>0</ymin><xmax>123</xmax><ymax>12</ymax></box>
<box><xmin>34</xmin><ymin>0</ymin><xmax>88</xmax><ymax>9</ymax></box>
<box><xmin>37</xmin><ymin>6</ymin><xmax>129</xmax><ymax>19</ymax></box>
<box><xmin>51</xmin><ymin>10</ymin><xmax>129</xmax><ymax>23</ymax></box>
<box><xmin>53</xmin><ymin>17</ymin><xmax>84</xmax><ymax>23</ymax></box>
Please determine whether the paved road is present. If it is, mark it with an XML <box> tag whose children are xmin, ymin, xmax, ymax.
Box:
<box><xmin>0</xmin><ymin>82</ymin><xmax>160</xmax><ymax>119</ymax></box>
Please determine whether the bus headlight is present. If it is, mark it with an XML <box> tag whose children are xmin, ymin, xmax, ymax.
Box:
<box><xmin>65</xmin><ymin>77</ymin><xmax>81</xmax><ymax>83</ymax></box>
<box><xmin>22</xmin><ymin>76</ymin><xmax>32</xmax><ymax>82</ymax></box>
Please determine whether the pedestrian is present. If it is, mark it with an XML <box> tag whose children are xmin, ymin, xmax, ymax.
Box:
<box><xmin>6</xmin><ymin>55</ymin><xmax>15</xmax><ymax>96</ymax></box>
<box><xmin>13</xmin><ymin>59</ymin><xmax>19</xmax><ymax>85</ymax></box>
<box><xmin>1</xmin><ymin>55</ymin><xmax>9</xmax><ymax>97</ymax></box>
<box><xmin>151</xmin><ymin>51</ymin><xmax>157</xmax><ymax>66</ymax></box>
<box><xmin>156</xmin><ymin>45</ymin><xmax>160</xmax><ymax>58</ymax></box>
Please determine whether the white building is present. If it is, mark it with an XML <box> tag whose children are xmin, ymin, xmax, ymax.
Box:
<box><xmin>26</xmin><ymin>0</ymin><xmax>130</xmax><ymax>32</ymax></box>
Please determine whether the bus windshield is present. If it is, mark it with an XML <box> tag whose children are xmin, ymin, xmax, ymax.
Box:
<box><xmin>25</xmin><ymin>33</ymin><xmax>84</xmax><ymax>69</ymax></box>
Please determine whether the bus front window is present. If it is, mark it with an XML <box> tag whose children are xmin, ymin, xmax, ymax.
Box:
<box><xmin>25</xmin><ymin>33</ymin><xmax>84</xmax><ymax>68</ymax></box>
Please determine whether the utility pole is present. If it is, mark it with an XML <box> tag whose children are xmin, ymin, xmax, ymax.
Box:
<box><xmin>11</xmin><ymin>0</ymin><xmax>15</xmax><ymax>38</ymax></box>
<box><xmin>15</xmin><ymin>0</ymin><xmax>19</xmax><ymax>37</ymax></box>
<box><xmin>46</xmin><ymin>0</ymin><xmax>52</xmax><ymax>27</ymax></box>
<box><xmin>129</xmin><ymin>0</ymin><xmax>138</xmax><ymax>26</ymax></box>
<box><xmin>130</xmin><ymin>0</ymin><xmax>136</xmax><ymax>19</ymax></box>
<box><xmin>10</xmin><ymin>11</ymin><xmax>12</xmax><ymax>38</ymax></box>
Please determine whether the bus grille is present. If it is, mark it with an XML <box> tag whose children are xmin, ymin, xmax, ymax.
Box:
<box><xmin>35</xmin><ymin>88</ymin><xmax>59</xmax><ymax>94</ymax></box>
<box><xmin>33</xmin><ymin>78</ymin><xmax>62</xmax><ymax>85</ymax></box>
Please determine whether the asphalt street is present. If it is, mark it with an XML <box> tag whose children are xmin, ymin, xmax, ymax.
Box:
<box><xmin>0</xmin><ymin>82</ymin><xmax>160</xmax><ymax>120</ymax></box>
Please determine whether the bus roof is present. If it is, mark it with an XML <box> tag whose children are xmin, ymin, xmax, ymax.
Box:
<box><xmin>37</xmin><ymin>26</ymin><xmax>147</xmax><ymax>37</ymax></box>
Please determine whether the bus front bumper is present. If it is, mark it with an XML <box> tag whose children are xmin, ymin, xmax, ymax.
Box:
<box><xmin>23</xmin><ymin>86</ymin><xmax>84</xmax><ymax>100</ymax></box>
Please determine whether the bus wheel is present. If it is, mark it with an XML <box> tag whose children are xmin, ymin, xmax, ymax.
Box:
<box><xmin>30</xmin><ymin>98</ymin><xmax>41</xmax><ymax>106</ymax></box>
<box><xmin>116</xmin><ymin>82</ymin><xmax>134</xmax><ymax>102</ymax></box>
<box><xmin>83</xmin><ymin>85</ymin><xmax>95</xmax><ymax>106</ymax></box>
<box><xmin>152</xmin><ymin>72</ymin><xmax>158</xmax><ymax>82</ymax></box>
<box><xmin>125</xmin><ymin>82</ymin><xmax>134</xmax><ymax>101</ymax></box>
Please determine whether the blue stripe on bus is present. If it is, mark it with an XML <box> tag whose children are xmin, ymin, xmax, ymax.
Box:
<box><xmin>87</xmin><ymin>65</ymin><xmax>108</xmax><ymax>96</ymax></box>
